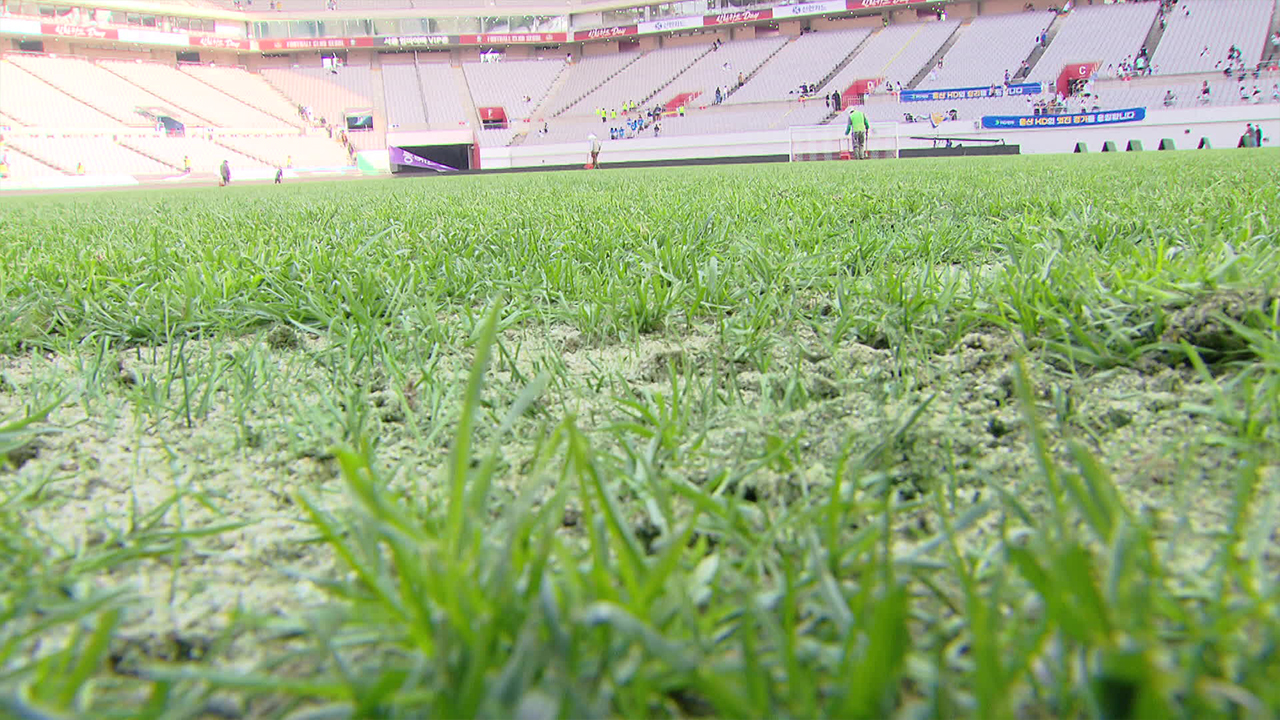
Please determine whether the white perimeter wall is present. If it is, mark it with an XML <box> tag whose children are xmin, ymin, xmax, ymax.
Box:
<box><xmin>479</xmin><ymin>105</ymin><xmax>1280</xmax><ymax>168</ymax></box>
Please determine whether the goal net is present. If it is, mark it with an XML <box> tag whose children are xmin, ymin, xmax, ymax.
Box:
<box><xmin>787</xmin><ymin>123</ymin><xmax>899</xmax><ymax>161</ymax></box>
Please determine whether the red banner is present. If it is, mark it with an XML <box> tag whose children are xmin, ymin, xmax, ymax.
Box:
<box><xmin>846</xmin><ymin>0</ymin><xmax>918</xmax><ymax>9</ymax></box>
<box><xmin>703</xmin><ymin>9</ymin><xmax>772</xmax><ymax>26</ymax></box>
<box><xmin>190</xmin><ymin>35</ymin><xmax>251</xmax><ymax>50</ymax></box>
<box><xmin>458</xmin><ymin>32</ymin><xmax>567</xmax><ymax>45</ymax></box>
<box><xmin>572</xmin><ymin>25</ymin><xmax>639</xmax><ymax>42</ymax></box>
<box><xmin>257</xmin><ymin>36</ymin><xmax>376</xmax><ymax>50</ymax></box>
<box><xmin>41</xmin><ymin>23</ymin><xmax>117</xmax><ymax>39</ymax></box>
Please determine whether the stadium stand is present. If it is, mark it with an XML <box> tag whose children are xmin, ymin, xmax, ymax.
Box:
<box><xmin>827</xmin><ymin>20</ymin><xmax>962</xmax><ymax>93</ymax></box>
<box><xmin>542</xmin><ymin>53</ymin><xmax>640</xmax><ymax>118</ymax></box>
<box><xmin>101</xmin><ymin>59</ymin><xmax>296</xmax><ymax>129</ymax></box>
<box><xmin>415</xmin><ymin>62</ymin><xmax>472</xmax><ymax>127</ymax></box>
<box><xmin>179</xmin><ymin>63</ymin><xmax>307</xmax><ymax>128</ymax></box>
<box><xmin>463</xmin><ymin>58</ymin><xmax>565</xmax><ymax>122</ymax></box>
<box><xmin>380</xmin><ymin>60</ymin><xmax>429</xmax><ymax>128</ymax></box>
<box><xmin>1149</xmin><ymin>0</ymin><xmax>1274</xmax><ymax>75</ymax></box>
<box><xmin>4</xmin><ymin>135</ymin><xmax>174</xmax><ymax>175</ymax></box>
<box><xmin>559</xmin><ymin>44</ymin><xmax>711</xmax><ymax>115</ymax></box>
<box><xmin>2</xmin><ymin>144</ymin><xmax>62</xmax><ymax>177</ymax></box>
<box><xmin>1027</xmin><ymin>3</ymin><xmax>1159</xmax><ymax>84</ymax></box>
<box><xmin>649</xmin><ymin>101</ymin><xmax>833</xmax><ymax>137</ymax></box>
<box><xmin>261</xmin><ymin>65</ymin><xmax>381</xmax><ymax>126</ymax></box>
<box><xmin>662</xmin><ymin>36</ymin><xmax>789</xmax><ymax>108</ymax></box>
<box><xmin>917</xmin><ymin>12</ymin><xmax>1053</xmax><ymax>88</ymax></box>
<box><xmin>217</xmin><ymin>134</ymin><xmax>353</xmax><ymax>168</ymax></box>
<box><xmin>477</xmin><ymin>127</ymin><xmax>519</xmax><ymax>147</ymax></box>
<box><xmin>119</xmin><ymin>135</ymin><xmax>272</xmax><ymax>174</ymax></box>
<box><xmin>0</xmin><ymin>59</ymin><xmax>123</xmax><ymax>128</ymax></box>
<box><xmin>725</xmin><ymin>28</ymin><xmax>873</xmax><ymax>105</ymax></box>
<box><xmin>5</xmin><ymin>54</ymin><xmax>201</xmax><ymax>127</ymax></box>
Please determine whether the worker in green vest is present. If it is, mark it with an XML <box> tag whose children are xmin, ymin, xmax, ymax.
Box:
<box><xmin>845</xmin><ymin>108</ymin><xmax>870</xmax><ymax>159</ymax></box>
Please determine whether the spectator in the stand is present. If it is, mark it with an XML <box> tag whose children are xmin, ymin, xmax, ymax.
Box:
<box><xmin>1200</xmin><ymin>80</ymin><xmax>1211</xmax><ymax>103</ymax></box>
<box><xmin>1240</xmin><ymin>124</ymin><xmax>1256</xmax><ymax>148</ymax></box>
<box><xmin>1239</xmin><ymin>84</ymin><xmax>1249</xmax><ymax>101</ymax></box>
<box><xmin>1273</xmin><ymin>83</ymin><xmax>1280</xmax><ymax>101</ymax></box>
<box><xmin>1163</xmin><ymin>89</ymin><xmax>1176</xmax><ymax>107</ymax></box>
<box><xmin>219</xmin><ymin>160</ymin><xmax>231</xmax><ymax>186</ymax></box>
<box><xmin>1256</xmin><ymin>124</ymin><xmax>1263</xmax><ymax>146</ymax></box>
<box><xmin>183</xmin><ymin>155</ymin><xmax>191</xmax><ymax>173</ymax></box>
<box><xmin>76</xmin><ymin>162</ymin><xmax>85</xmax><ymax>175</ymax></box>
<box><xmin>1004</xmin><ymin>69</ymin><xmax>1011</xmax><ymax>86</ymax></box>
<box><xmin>714</xmin><ymin>87</ymin><xmax>722</xmax><ymax>105</ymax></box>
<box><xmin>1268</xmin><ymin>32</ymin><xmax>1280</xmax><ymax>61</ymax></box>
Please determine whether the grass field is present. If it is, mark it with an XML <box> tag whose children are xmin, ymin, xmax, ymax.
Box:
<box><xmin>1</xmin><ymin>151</ymin><xmax>1279</xmax><ymax>719</ymax></box>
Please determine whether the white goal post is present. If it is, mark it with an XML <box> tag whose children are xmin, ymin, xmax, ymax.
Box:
<box><xmin>788</xmin><ymin>122</ymin><xmax>900</xmax><ymax>162</ymax></box>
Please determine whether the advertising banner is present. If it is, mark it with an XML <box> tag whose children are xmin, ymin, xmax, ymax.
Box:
<box><xmin>901</xmin><ymin>82</ymin><xmax>1042</xmax><ymax>102</ymax></box>
<box><xmin>458</xmin><ymin>32</ymin><xmax>567</xmax><ymax>44</ymax></box>
<box><xmin>41</xmin><ymin>22</ymin><xmax>116</xmax><ymax>39</ymax></box>
<box><xmin>637</xmin><ymin>16</ymin><xmax>702</xmax><ymax>34</ymax></box>
<box><xmin>981</xmin><ymin>107</ymin><xmax>1146</xmax><ymax>129</ymax></box>
<box><xmin>389</xmin><ymin>147</ymin><xmax>456</xmax><ymax>172</ymax></box>
<box><xmin>704</xmin><ymin>9</ymin><xmax>772</xmax><ymax>26</ymax></box>
<box><xmin>190</xmin><ymin>35</ymin><xmax>253</xmax><ymax>50</ymax></box>
<box><xmin>774</xmin><ymin>1</ymin><xmax>849</xmax><ymax>18</ymax></box>
<box><xmin>257</xmin><ymin>36</ymin><xmax>376</xmax><ymax>50</ymax></box>
<box><xmin>846</xmin><ymin>0</ymin><xmax>919</xmax><ymax>9</ymax></box>
<box><xmin>380</xmin><ymin>34</ymin><xmax>455</xmax><ymax>47</ymax></box>
<box><xmin>573</xmin><ymin>25</ymin><xmax>638</xmax><ymax>41</ymax></box>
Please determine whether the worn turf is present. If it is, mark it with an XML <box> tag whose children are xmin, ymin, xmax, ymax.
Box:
<box><xmin>2</xmin><ymin>151</ymin><xmax>1279</xmax><ymax>719</ymax></box>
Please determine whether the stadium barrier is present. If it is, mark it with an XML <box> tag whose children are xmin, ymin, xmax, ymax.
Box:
<box><xmin>1126</xmin><ymin>140</ymin><xmax>1143</xmax><ymax>152</ymax></box>
<box><xmin>1159</xmin><ymin>138</ymin><xmax>1175</xmax><ymax>151</ymax></box>
<box><xmin>1101</xmin><ymin>141</ymin><xmax>1118</xmax><ymax>153</ymax></box>
<box><xmin>1074</xmin><ymin>142</ymin><xmax>1088</xmax><ymax>153</ymax></box>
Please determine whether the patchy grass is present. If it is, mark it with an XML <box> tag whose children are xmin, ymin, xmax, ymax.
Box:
<box><xmin>1</xmin><ymin>151</ymin><xmax>1279</xmax><ymax>719</ymax></box>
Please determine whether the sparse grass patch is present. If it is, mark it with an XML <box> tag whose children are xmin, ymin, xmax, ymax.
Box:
<box><xmin>1</xmin><ymin>151</ymin><xmax>1279</xmax><ymax>718</ymax></box>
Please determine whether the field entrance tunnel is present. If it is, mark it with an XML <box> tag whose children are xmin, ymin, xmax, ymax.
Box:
<box><xmin>391</xmin><ymin>144</ymin><xmax>473</xmax><ymax>174</ymax></box>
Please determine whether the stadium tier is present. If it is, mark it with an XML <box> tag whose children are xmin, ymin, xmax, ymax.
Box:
<box><xmin>917</xmin><ymin>12</ymin><xmax>1052</xmax><ymax>89</ymax></box>
<box><xmin>559</xmin><ymin>44</ymin><xmax>710</xmax><ymax>115</ymax></box>
<box><xmin>545</xmin><ymin>53</ymin><xmax>638</xmax><ymax>116</ymax></box>
<box><xmin>463</xmin><ymin>58</ymin><xmax>565</xmax><ymax>122</ymax></box>
<box><xmin>380</xmin><ymin>61</ymin><xmax>428</xmax><ymax>128</ymax></box>
<box><xmin>5</xmin><ymin>54</ymin><xmax>198</xmax><ymax>127</ymax></box>
<box><xmin>1150</xmin><ymin>0</ymin><xmax>1275</xmax><ymax>74</ymax></box>
<box><xmin>662</xmin><ymin>36</ymin><xmax>789</xmax><ymax>108</ymax></box>
<box><xmin>0</xmin><ymin>59</ymin><xmax>122</xmax><ymax>128</ymax></box>
<box><xmin>415</xmin><ymin>62</ymin><xmax>474</xmax><ymax>127</ymax></box>
<box><xmin>828</xmin><ymin>20</ymin><xmax>962</xmax><ymax>93</ymax></box>
<box><xmin>1027</xmin><ymin>3</ymin><xmax>1161</xmax><ymax>84</ymax></box>
<box><xmin>99</xmin><ymin>60</ymin><xmax>296</xmax><ymax>129</ymax></box>
<box><xmin>726</xmin><ymin>29</ymin><xmax>873</xmax><ymax>105</ymax></box>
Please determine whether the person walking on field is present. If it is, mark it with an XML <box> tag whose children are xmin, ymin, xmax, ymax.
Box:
<box><xmin>587</xmin><ymin>134</ymin><xmax>601</xmax><ymax>169</ymax></box>
<box><xmin>845</xmin><ymin>108</ymin><xmax>870</xmax><ymax>159</ymax></box>
<box><xmin>219</xmin><ymin>159</ymin><xmax>231</xmax><ymax>186</ymax></box>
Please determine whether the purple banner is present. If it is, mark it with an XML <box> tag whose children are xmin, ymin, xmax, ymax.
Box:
<box><xmin>389</xmin><ymin>147</ymin><xmax>456</xmax><ymax>172</ymax></box>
